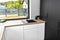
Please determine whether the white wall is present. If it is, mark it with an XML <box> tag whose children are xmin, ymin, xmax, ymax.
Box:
<box><xmin>30</xmin><ymin>0</ymin><xmax>40</xmax><ymax>19</ymax></box>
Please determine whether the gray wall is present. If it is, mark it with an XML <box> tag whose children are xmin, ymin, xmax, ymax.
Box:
<box><xmin>31</xmin><ymin>0</ymin><xmax>40</xmax><ymax>19</ymax></box>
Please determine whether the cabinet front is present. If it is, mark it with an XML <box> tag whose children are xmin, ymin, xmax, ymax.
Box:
<box><xmin>2</xmin><ymin>23</ymin><xmax>45</xmax><ymax>40</ymax></box>
<box><xmin>2</xmin><ymin>26</ymin><xmax>23</xmax><ymax>40</ymax></box>
<box><xmin>23</xmin><ymin>23</ymin><xmax>45</xmax><ymax>40</ymax></box>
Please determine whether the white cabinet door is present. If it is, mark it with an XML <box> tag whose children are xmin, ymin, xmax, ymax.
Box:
<box><xmin>23</xmin><ymin>23</ymin><xmax>45</xmax><ymax>40</ymax></box>
<box><xmin>2</xmin><ymin>26</ymin><xmax>23</xmax><ymax>40</ymax></box>
<box><xmin>0</xmin><ymin>23</ymin><xmax>5</xmax><ymax>40</ymax></box>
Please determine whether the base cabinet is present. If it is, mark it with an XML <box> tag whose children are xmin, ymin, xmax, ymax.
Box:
<box><xmin>2</xmin><ymin>26</ymin><xmax>23</xmax><ymax>40</ymax></box>
<box><xmin>2</xmin><ymin>23</ymin><xmax>45</xmax><ymax>40</ymax></box>
<box><xmin>24</xmin><ymin>24</ymin><xmax>45</xmax><ymax>40</ymax></box>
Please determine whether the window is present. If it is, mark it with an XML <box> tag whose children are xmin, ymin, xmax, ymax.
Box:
<box><xmin>0</xmin><ymin>0</ymin><xmax>29</xmax><ymax>19</ymax></box>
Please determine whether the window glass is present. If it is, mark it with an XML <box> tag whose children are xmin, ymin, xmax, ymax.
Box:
<box><xmin>0</xmin><ymin>0</ymin><xmax>29</xmax><ymax>18</ymax></box>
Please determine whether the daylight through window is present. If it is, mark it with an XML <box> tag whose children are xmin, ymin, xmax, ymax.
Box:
<box><xmin>0</xmin><ymin>0</ymin><xmax>29</xmax><ymax>19</ymax></box>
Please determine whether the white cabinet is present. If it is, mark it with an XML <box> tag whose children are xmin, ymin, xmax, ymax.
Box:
<box><xmin>24</xmin><ymin>23</ymin><xmax>45</xmax><ymax>40</ymax></box>
<box><xmin>2</xmin><ymin>23</ymin><xmax>45</xmax><ymax>40</ymax></box>
<box><xmin>2</xmin><ymin>26</ymin><xmax>23</xmax><ymax>40</ymax></box>
<box><xmin>0</xmin><ymin>23</ymin><xmax>5</xmax><ymax>40</ymax></box>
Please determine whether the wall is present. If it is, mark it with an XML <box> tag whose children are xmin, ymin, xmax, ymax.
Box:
<box><xmin>30</xmin><ymin>0</ymin><xmax>40</xmax><ymax>19</ymax></box>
